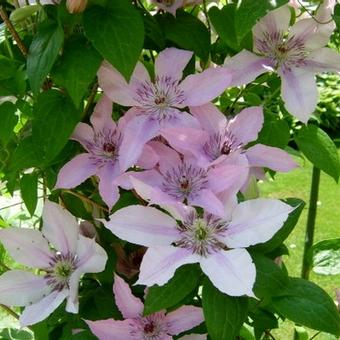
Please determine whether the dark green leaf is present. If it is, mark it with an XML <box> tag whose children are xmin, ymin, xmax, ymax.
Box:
<box><xmin>32</xmin><ymin>90</ymin><xmax>80</xmax><ymax>164</ymax></box>
<box><xmin>52</xmin><ymin>39</ymin><xmax>102</xmax><ymax>108</ymax></box>
<box><xmin>142</xmin><ymin>10</ymin><xmax>165</xmax><ymax>50</ymax></box>
<box><xmin>10</xmin><ymin>137</ymin><xmax>40</xmax><ymax>171</ymax></box>
<box><xmin>27</xmin><ymin>21</ymin><xmax>64</xmax><ymax>95</ymax></box>
<box><xmin>0</xmin><ymin>56</ymin><xmax>19</xmax><ymax>80</ymax></box>
<box><xmin>0</xmin><ymin>102</ymin><xmax>18</xmax><ymax>146</ymax></box>
<box><xmin>83</xmin><ymin>1</ymin><xmax>144</xmax><ymax>80</ymax></box>
<box><xmin>272</xmin><ymin>278</ymin><xmax>340</xmax><ymax>335</ymax></box>
<box><xmin>312</xmin><ymin>238</ymin><xmax>340</xmax><ymax>275</ymax></box>
<box><xmin>333</xmin><ymin>4</ymin><xmax>340</xmax><ymax>31</ymax></box>
<box><xmin>202</xmin><ymin>277</ymin><xmax>248</xmax><ymax>340</ymax></box>
<box><xmin>20</xmin><ymin>173</ymin><xmax>38</xmax><ymax>216</ymax></box>
<box><xmin>295</xmin><ymin>124</ymin><xmax>340</xmax><ymax>182</ymax></box>
<box><xmin>144</xmin><ymin>264</ymin><xmax>201</xmax><ymax>315</ymax></box>
<box><xmin>157</xmin><ymin>11</ymin><xmax>210</xmax><ymax>61</ymax></box>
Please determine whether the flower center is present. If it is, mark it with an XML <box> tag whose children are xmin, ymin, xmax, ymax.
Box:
<box><xmin>134</xmin><ymin>75</ymin><xmax>186</xmax><ymax>121</ymax></box>
<box><xmin>174</xmin><ymin>212</ymin><xmax>229</xmax><ymax>256</ymax></box>
<box><xmin>45</xmin><ymin>252</ymin><xmax>78</xmax><ymax>291</ymax></box>
<box><xmin>162</xmin><ymin>163</ymin><xmax>208</xmax><ymax>201</ymax></box>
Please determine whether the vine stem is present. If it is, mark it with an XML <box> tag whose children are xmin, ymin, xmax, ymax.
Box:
<box><xmin>0</xmin><ymin>6</ymin><xmax>28</xmax><ymax>57</ymax></box>
<box><xmin>0</xmin><ymin>304</ymin><xmax>19</xmax><ymax>320</ymax></box>
<box><xmin>301</xmin><ymin>166</ymin><xmax>321</xmax><ymax>279</ymax></box>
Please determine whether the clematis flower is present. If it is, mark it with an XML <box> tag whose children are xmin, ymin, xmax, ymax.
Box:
<box><xmin>149</xmin><ymin>0</ymin><xmax>202</xmax><ymax>16</ymax></box>
<box><xmin>129</xmin><ymin>141</ymin><xmax>249</xmax><ymax>217</ymax></box>
<box><xmin>161</xmin><ymin>104</ymin><xmax>297</xmax><ymax>181</ymax></box>
<box><xmin>55</xmin><ymin>95</ymin><xmax>158</xmax><ymax>209</ymax></box>
<box><xmin>0</xmin><ymin>201</ymin><xmax>107</xmax><ymax>327</ymax></box>
<box><xmin>98</xmin><ymin>47</ymin><xmax>232</xmax><ymax>170</ymax></box>
<box><xmin>86</xmin><ymin>274</ymin><xmax>204</xmax><ymax>340</ymax></box>
<box><xmin>104</xmin><ymin>199</ymin><xmax>293</xmax><ymax>296</ymax></box>
<box><xmin>224</xmin><ymin>2</ymin><xmax>340</xmax><ymax>122</ymax></box>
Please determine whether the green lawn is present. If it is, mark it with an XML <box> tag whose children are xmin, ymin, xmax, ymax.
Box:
<box><xmin>259</xmin><ymin>154</ymin><xmax>340</xmax><ymax>339</ymax></box>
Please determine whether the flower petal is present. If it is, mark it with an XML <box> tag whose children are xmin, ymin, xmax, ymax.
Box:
<box><xmin>224</xmin><ymin>50</ymin><xmax>272</xmax><ymax>87</ymax></box>
<box><xmin>66</xmin><ymin>269</ymin><xmax>81</xmax><ymax>313</ymax></box>
<box><xmin>225</xmin><ymin>198</ymin><xmax>294</xmax><ymax>248</ymax></box>
<box><xmin>90</xmin><ymin>95</ymin><xmax>116</xmax><ymax>133</ymax></box>
<box><xmin>166</xmin><ymin>305</ymin><xmax>204</xmax><ymax>335</ymax></box>
<box><xmin>279</xmin><ymin>67</ymin><xmax>318</xmax><ymax>123</ymax></box>
<box><xmin>71</xmin><ymin>123</ymin><xmax>94</xmax><ymax>150</ymax></box>
<box><xmin>136</xmin><ymin>246</ymin><xmax>199</xmax><ymax>287</ymax></box>
<box><xmin>228</xmin><ymin>106</ymin><xmax>263</xmax><ymax>145</ymax></box>
<box><xmin>200</xmin><ymin>249</ymin><xmax>256</xmax><ymax>296</ymax></box>
<box><xmin>246</xmin><ymin>144</ymin><xmax>298</xmax><ymax>172</ymax></box>
<box><xmin>104</xmin><ymin>205</ymin><xmax>179</xmax><ymax>247</ymax></box>
<box><xmin>55</xmin><ymin>153</ymin><xmax>97</xmax><ymax>189</ymax></box>
<box><xmin>0</xmin><ymin>270</ymin><xmax>50</xmax><ymax>306</ymax></box>
<box><xmin>42</xmin><ymin>200</ymin><xmax>79</xmax><ymax>254</ymax></box>
<box><xmin>304</xmin><ymin>47</ymin><xmax>340</xmax><ymax>73</ymax></box>
<box><xmin>155</xmin><ymin>48</ymin><xmax>193</xmax><ymax>81</ymax></box>
<box><xmin>190</xmin><ymin>189</ymin><xmax>225</xmax><ymax>217</ymax></box>
<box><xmin>136</xmin><ymin>144</ymin><xmax>159</xmax><ymax>169</ymax></box>
<box><xmin>98</xmin><ymin>163</ymin><xmax>121</xmax><ymax>209</ymax></box>
<box><xmin>0</xmin><ymin>228</ymin><xmax>52</xmax><ymax>268</ymax></box>
<box><xmin>113</xmin><ymin>274</ymin><xmax>143</xmax><ymax>319</ymax></box>
<box><xmin>180</xmin><ymin>67</ymin><xmax>232</xmax><ymax>106</ymax></box>
<box><xmin>20</xmin><ymin>290</ymin><xmax>68</xmax><ymax>327</ymax></box>
<box><xmin>85</xmin><ymin>319</ymin><xmax>134</xmax><ymax>340</ymax></box>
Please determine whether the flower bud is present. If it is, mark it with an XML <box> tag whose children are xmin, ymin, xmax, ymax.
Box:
<box><xmin>66</xmin><ymin>0</ymin><xmax>87</xmax><ymax>14</ymax></box>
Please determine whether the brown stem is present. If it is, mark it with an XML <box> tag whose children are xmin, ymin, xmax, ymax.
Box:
<box><xmin>0</xmin><ymin>6</ymin><xmax>28</xmax><ymax>57</ymax></box>
<box><xmin>0</xmin><ymin>304</ymin><xmax>19</xmax><ymax>320</ymax></box>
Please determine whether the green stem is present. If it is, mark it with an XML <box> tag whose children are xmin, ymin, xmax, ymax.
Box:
<box><xmin>301</xmin><ymin>166</ymin><xmax>321</xmax><ymax>279</ymax></box>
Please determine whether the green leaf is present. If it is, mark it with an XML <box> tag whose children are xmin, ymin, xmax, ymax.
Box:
<box><xmin>0</xmin><ymin>102</ymin><xmax>18</xmax><ymax>146</ymax></box>
<box><xmin>83</xmin><ymin>1</ymin><xmax>144</xmax><ymax>80</ymax></box>
<box><xmin>202</xmin><ymin>277</ymin><xmax>248</xmax><ymax>340</ymax></box>
<box><xmin>333</xmin><ymin>4</ymin><xmax>340</xmax><ymax>31</ymax></box>
<box><xmin>10</xmin><ymin>137</ymin><xmax>40</xmax><ymax>171</ymax></box>
<box><xmin>251</xmin><ymin>198</ymin><xmax>305</xmax><ymax>253</ymax></box>
<box><xmin>20</xmin><ymin>173</ymin><xmax>38</xmax><ymax>216</ymax></box>
<box><xmin>144</xmin><ymin>264</ymin><xmax>201</xmax><ymax>315</ymax></box>
<box><xmin>27</xmin><ymin>21</ymin><xmax>64</xmax><ymax>95</ymax></box>
<box><xmin>272</xmin><ymin>278</ymin><xmax>340</xmax><ymax>335</ymax></box>
<box><xmin>32</xmin><ymin>90</ymin><xmax>80</xmax><ymax>164</ymax></box>
<box><xmin>295</xmin><ymin>124</ymin><xmax>340</xmax><ymax>182</ymax></box>
<box><xmin>312</xmin><ymin>238</ymin><xmax>340</xmax><ymax>275</ymax></box>
<box><xmin>52</xmin><ymin>39</ymin><xmax>102</xmax><ymax>108</ymax></box>
<box><xmin>250</xmin><ymin>252</ymin><xmax>289</xmax><ymax>299</ymax></box>
<box><xmin>0</xmin><ymin>56</ymin><xmax>19</xmax><ymax>80</ymax></box>
<box><xmin>235</xmin><ymin>0</ymin><xmax>288</xmax><ymax>44</ymax></box>
<box><xmin>157</xmin><ymin>11</ymin><xmax>210</xmax><ymax>61</ymax></box>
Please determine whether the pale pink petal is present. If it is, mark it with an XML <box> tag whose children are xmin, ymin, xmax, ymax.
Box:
<box><xmin>246</xmin><ymin>144</ymin><xmax>298</xmax><ymax>172</ymax></box>
<box><xmin>42</xmin><ymin>200</ymin><xmax>79</xmax><ymax>254</ymax></box>
<box><xmin>86</xmin><ymin>319</ymin><xmax>134</xmax><ymax>340</ymax></box>
<box><xmin>66</xmin><ymin>269</ymin><xmax>81</xmax><ymax>313</ymax></box>
<box><xmin>104</xmin><ymin>206</ymin><xmax>179</xmax><ymax>247</ymax></box>
<box><xmin>190</xmin><ymin>103</ymin><xmax>226</xmax><ymax>134</ymax></box>
<box><xmin>228</xmin><ymin>106</ymin><xmax>264</xmax><ymax>145</ymax></box>
<box><xmin>129</xmin><ymin>169</ymin><xmax>164</xmax><ymax>188</ymax></box>
<box><xmin>20</xmin><ymin>290</ymin><xmax>68</xmax><ymax>327</ymax></box>
<box><xmin>119</xmin><ymin>116</ymin><xmax>160</xmax><ymax>172</ymax></box>
<box><xmin>97</xmin><ymin>61</ymin><xmax>139</xmax><ymax>106</ymax></box>
<box><xmin>113</xmin><ymin>274</ymin><xmax>143</xmax><ymax>319</ymax></box>
<box><xmin>166</xmin><ymin>305</ymin><xmax>204</xmax><ymax>335</ymax></box>
<box><xmin>90</xmin><ymin>95</ymin><xmax>116</xmax><ymax>133</ymax></box>
<box><xmin>252</xmin><ymin>5</ymin><xmax>291</xmax><ymax>48</ymax></box>
<box><xmin>190</xmin><ymin>189</ymin><xmax>225</xmax><ymax>217</ymax></box>
<box><xmin>162</xmin><ymin>111</ymin><xmax>201</xmax><ymax>129</ymax></box>
<box><xmin>136</xmin><ymin>144</ymin><xmax>159</xmax><ymax>169</ymax></box>
<box><xmin>224</xmin><ymin>198</ymin><xmax>294</xmax><ymax>248</ymax></box>
<box><xmin>304</xmin><ymin>47</ymin><xmax>340</xmax><ymax>73</ymax></box>
<box><xmin>155</xmin><ymin>48</ymin><xmax>193</xmax><ymax>81</ymax></box>
<box><xmin>117</xmin><ymin>107</ymin><xmax>139</xmax><ymax>131</ymax></box>
<box><xmin>55</xmin><ymin>154</ymin><xmax>97</xmax><ymax>189</ymax></box>
<box><xmin>0</xmin><ymin>228</ymin><xmax>52</xmax><ymax>268</ymax></box>
<box><xmin>130</xmin><ymin>61</ymin><xmax>151</xmax><ymax>83</ymax></box>
<box><xmin>136</xmin><ymin>246</ymin><xmax>200</xmax><ymax>287</ymax></box>
<box><xmin>0</xmin><ymin>270</ymin><xmax>50</xmax><ymax>306</ymax></box>
<box><xmin>218</xmin><ymin>191</ymin><xmax>238</xmax><ymax>221</ymax></box>
<box><xmin>150</xmin><ymin>0</ymin><xmax>184</xmax><ymax>16</ymax></box>
<box><xmin>98</xmin><ymin>163</ymin><xmax>121</xmax><ymax>209</ymax></box>
<box><xmin>224</xmin><ymin>50</ymin><xmax>273</xmax><ymax>87</ymax></box>
<box><xmin>76</xmin><ymin>235</ymin><xmax>108</xmax><ymax>273</ymax></box>
<box><xmin>180</xmin><ymin>67</ymin><xmax>232</xmax><ymax>106</ymax></box>
<box><xmin>279</xmin><ymin>67</ymin><xmax>318</xmax><ymax>123</ymax></box>
<box><xmin>71</xmin><ymin>123</ymin><xmax>94</xmax><ymax>150</ymax></box>
<box><xmin>200</xmin><ymin>249</ymin><xmax>255</xmax><ymax>296</ymax></box>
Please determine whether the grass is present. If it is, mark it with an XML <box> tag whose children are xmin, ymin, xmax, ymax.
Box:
<box><xmin>259</xmin><ymin>153</ymin><xmax>340</xmax><ymax>339</ymax></box>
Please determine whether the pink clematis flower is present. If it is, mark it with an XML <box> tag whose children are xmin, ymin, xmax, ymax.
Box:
<box><xmin>224</xmin><ymin>2</ymin><xmax>340</xmax><ymax>122</ymax></box>
<box><xmin>104</xmin><ymin>199</ymin><xmax>293</xmax><ymax>296</ymax></box>
<box><xmin>129</xmin><ymin>141</ymin><xmax>249</xmax><ymax>217</ymax></box>
<box><xmin>149</xmin><ymin>0</ymin><xmax>202</xmax><ymax>16</ymax></box>
<box><xmin>86</xmin><ymin>274</ymin><xmax>204</xmax><ymax>340</ymax></box>
<box><xmin>55</xmin><ymin>95</ymin><xmax>158</xmax><ymax>209</ymax></box>
<box><xmin>0</xmin><ymin>201</ymin><xmax>107</xmax><ymax>327</ymax></box>
<box><xmin>161</xmin><ymin>104</ymin><xmax>297</xmax><ymax>182</ymax></box>
<box><xmin>97</xmin><ymin>47</ymin><xmax>232</xmax><ymax>170</ymax></box>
